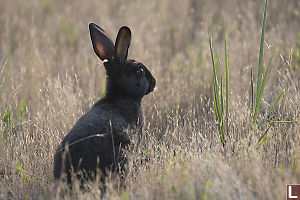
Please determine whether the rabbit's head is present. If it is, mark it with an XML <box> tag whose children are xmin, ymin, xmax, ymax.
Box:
<box><xmin>89</xmin><ymin>23</ymin><xmax>156</xmax><ymax>100</ymax></box>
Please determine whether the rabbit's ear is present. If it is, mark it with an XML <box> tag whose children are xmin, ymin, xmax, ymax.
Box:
<box><xmin>115</xmin><ymin>26</ymin><xmax>131</xmax><ymax>63</ymax></box>
<box><xmin>89</xmin><ymin>23</ymin><xmax>114</xmax><ymax>61</ymax></box>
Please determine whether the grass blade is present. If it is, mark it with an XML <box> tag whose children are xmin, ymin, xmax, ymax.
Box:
<box><xmin>257</xmin><ymin>89</ymin><xmax>285</xmax><ymax>128</ymax></box>
<box><xmin>209</xmin><ymin>38</ymin><xmax>221</xmax><ymax>122</ymax></box>
<box><xmin>209</xmin><ymin>37</ymin><xmax>225</xmax><ymax>144</ymax></box>
<box><xmin>213</xmin><ymin>97</ymin><xmax>219</xmax><ymax>121</ymax></box>
<box><xmin>254</xmin><ymin>52</ymin><xmax>274</xmax><ymax>123</ymax></box>
<box><xmin>258</xmin><ymin>51</ymin><xmax>274</xmax><ymax>98</ymax></box>
<box><xmin>224</xmin><ymin>30</ymin><xmax>229</xmax><ymax>117</ymax></box>
<box><xmin>257</xmin><ymin>119</ymin><xmax>298</xmax><ymax>146</ymax></box>
<box><xmin>220</xmin><ymin>77</ymin><xmax>224</xmax><ymax>118</ymax></box>
<box><xmin>266</xmin><ymin>121</ymin><xmax>300</xmax><ymax>124</ymax></box>
<box><xmin>220</xmin><ymin>77</ymin><xmax>225</xmax><ymax>145</ymax></box>
<box><xmin>253</xmin><ymin>0</ymin><xmax>268</xmax><ymax>123</ymax></box>
<box><xmin>250</xmin><ymin>66</ymin><xmax>254</xmax><ymax>112</ymax></box>
<box><xmin>220</xmin><ymin>120</ymin><xmax>225</xmax><ymax>144</ymax></box>
<box><xmin>257</xmin><ymin>123</ymin><xmax>273</xmax><ymax>145</ymax></box>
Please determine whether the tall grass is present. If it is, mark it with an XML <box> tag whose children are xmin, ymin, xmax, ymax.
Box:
<box><xmin>251</xmin><ymin>0</ymin><xmax>286</xmax><ymax>130</ymax></box>
<box><xmin>209</xmin><ymin>0</ymin><xmax>292</xmax><ymax>146</ymax></box>
<box><xmin>209</xmin><ymin>34</ymin><xmax>228</xmax><ymax>145</ymax></box>
<box><xmin>0</xmin><ymin>0</ymin><xmax>299</xmax><ymax>199</ymax></box>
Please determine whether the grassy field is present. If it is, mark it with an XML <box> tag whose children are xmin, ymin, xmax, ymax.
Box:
<box><xmin>0</xmin><ymin>0</ymin><xmax>299</xmax><ymax>199</ymax></box>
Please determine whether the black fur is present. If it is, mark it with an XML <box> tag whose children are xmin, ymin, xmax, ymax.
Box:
<box><xmin>53</xmin><ymin>23</ymin><xmax>156</xmax><ymax>184</ymax></box>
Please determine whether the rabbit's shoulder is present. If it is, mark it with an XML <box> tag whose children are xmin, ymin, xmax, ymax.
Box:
<box><xmin>62</xmin><ymin>103</ymin><xmax>127</xmax><ymax>143</ymax></box>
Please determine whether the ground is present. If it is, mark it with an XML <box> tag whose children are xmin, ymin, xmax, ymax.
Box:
<box><xmin>0</xmin><ymin>0</ymin><xmax>299</xmax><ymax>199</ymax></box>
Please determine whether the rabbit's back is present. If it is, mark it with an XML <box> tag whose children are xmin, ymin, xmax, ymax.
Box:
<box><xmin>54</xmin><ymin>98</ymin><xmax>142</xmax><ymax>182</ymax></box>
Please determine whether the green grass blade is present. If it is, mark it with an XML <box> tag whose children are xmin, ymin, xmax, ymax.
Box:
<box><xmin>258</xmin><ymin>120</ymin><xmax>299</xmax><ymax>146</ymax></box>
<box><xmin>210</xmin><ymin>37</ymin><xmax>225</xmax><ymax>144</ymax></box>
<box><xmin>266</xmin><ymin>121</ymin><xmax>300</xmax><ymax>124</ymax></box>
<box><xmin>214</xmin><ymin>80</ymin><xmax>221</xmax><ymax>124</ymax></box>
<box><xmin>209</xmin><ymin>38</ymin><xmax>221</xmax><ymax>122</ymax></box>
<box><xmin>220</xmin><ymin>77</ymin><xmax>224</xmax><ymax>118</ymax></box>
<box><xmin>250</xmin><ymin>66</ymin><xmax>254</xmax><ymax>112</ymax></box>
<box><xmin>257</xmin><ymin>89</ymin><xmax>285</xmax><ymax>128</ymax></box>
<box><xmin>254</xmin><ymin>52</ymin><xmax>274</xmax><ymax>123</ymax></box>
<box><xmin>253</xmin><ymin>0</ymin><xmax>268</xmax><ymax>123</ymax></box>
<box><xmin>259</xmin><ymin>51</ymin><xmax>274</xmax><ymax>97</ymax></box>
<box><xmin>221</xmin><ymin>119</ymin><xmax>225</xmax><ymax>144</ymax></box>
<box><xmin>224</xmin><ymin>30</ymin><xmax>229</xmax><ymax>117</ymax></box>
<box><xmin>257</xmin><ymin>123</ymin><xmax>273</xmax><ymax>145</ymax></box>
<box><xmin>220</xmin><ymin>77</ymin><xmax>225</xmax><ymax>145</ymax></box>
<box><xmin>213</xmin><ymin>96</ymin><xmax>219</xmax><ymax>121</ymax></box>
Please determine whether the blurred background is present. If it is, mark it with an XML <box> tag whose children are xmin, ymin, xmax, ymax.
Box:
<box><xmin>0</xmin><ymin>0</ymin><xmax>299</xmax><ymax>199</ymax></box>
<box><xmin>1</xmin><ymin>0</ymin><xmax>299</xmax><ymax>105</ymax></box>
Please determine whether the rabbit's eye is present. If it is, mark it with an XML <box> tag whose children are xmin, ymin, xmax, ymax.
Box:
<box><xmin>136</xmin><ymin>68</ymin><xmax>145</xmax><ymax>77</ymax></box>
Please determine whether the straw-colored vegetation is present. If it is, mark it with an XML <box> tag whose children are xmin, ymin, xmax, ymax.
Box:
<box><xmin>0</xmin><ymin>0</ymin><xmax>299</xmax><ymax>199</ymax></box>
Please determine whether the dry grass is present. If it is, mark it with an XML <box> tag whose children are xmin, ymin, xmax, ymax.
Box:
<box><xmin>0</xmin><ymin>0</ymin><xmax>299</xmax><ymax>199</ymax></box>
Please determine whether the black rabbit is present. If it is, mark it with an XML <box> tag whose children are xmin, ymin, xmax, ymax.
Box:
<box><xmin>53</xmin><ymin>23</ymin><xmax>156</xmax><ymax>184</ymax></box>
